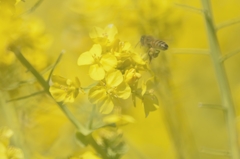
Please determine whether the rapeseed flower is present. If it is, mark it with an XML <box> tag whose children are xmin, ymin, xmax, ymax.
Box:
<box><xmin>88</xmin><ymin>70</ymin><xmax>131</xmax><ymax>114</ymax></box>
<box><xmin>49</xmin><ymin>75</ymin><xmax>82</xmax><ymax>103</ymax></box>
<box><xmin>89</xmin><ymin>24</ymin><xmax>118</xmax><ymax>45</ymax></box>
<box><xmin>77</xmin><ymin>44</ymin><xmax>117</xmax><ymax>80</ymax></box>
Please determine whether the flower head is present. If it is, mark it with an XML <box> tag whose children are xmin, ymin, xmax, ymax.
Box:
<box><xmin>78</xmin><ymin>44</ymin><xmax>117</xmax><ymax>80</ymax></box>
<box><xmin>88</xmin><ymin>70</ymin><xmax>131</xmax><ymax>114</ymax></box>
<box><xmin>89</xmin><ymin>24</ymin><xmax>118</xmax><ymax>45</ymax></box>
<box><xmin>49</xmin><ymin>75</ymin><xmax>81</xmax><ymax>103</ymax></box>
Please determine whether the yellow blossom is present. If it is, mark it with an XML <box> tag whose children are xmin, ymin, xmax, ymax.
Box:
<box><xmin>49</xmin><ymin>75</ymin><xmax>81</xmax><ymax>103</ymax></box>
<box><xmin>124</xmin><ymin>68</ymin><xmax>142</xmax><ymax>85</ymax></box>
<box><xmin>88</xmin><ymin>70</ymin><xmax>131</xmax><ymax>114</ymax></box>
<box><xmin>77</xmin><ymin>44</ymin><xmax>117</xmax><ymax>80</ymax></box>
<box><xmin>89</xmin><ymin>24</ymin><xmax>118</xmax><ymax>45</ymax></box>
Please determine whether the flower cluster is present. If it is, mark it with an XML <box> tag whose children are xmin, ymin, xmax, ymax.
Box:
<box><xmin>50</xmin><ymin>24</ymin><xmax>159</xmax><ymax>116</ymax></box>
<box><xmin>49</xmin><ymin>75</ymin><xmax>82</xmax><ymax>103</ymax></box>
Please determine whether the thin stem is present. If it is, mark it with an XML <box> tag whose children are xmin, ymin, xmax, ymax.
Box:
<box><xmin>220</xmin><ymin>48</ymin><xmax>240</xmax><ymax>62</ymax></box>
<box><xmin>11</xmin><ymin>47</ymin><xmax>115</xmax><ymax>158</ymax></box>
<box><xmin>201</xmin><ymin>0</ymin><xmax>240</xmax><ymax>158</ymax></box>
<box><xmin>198</xmin><ymin>102</ymin><xmax>225</xmax><ymax>110</ymax></box>
<box><xmin>216</xmin><ymin>17</ymin><xmax>240</xmax><ymax>30</ymax></box>
<box><xmin>47</xmin><ymin>50</ymin><xmax>65</xmax><ymax>83</ymax></box>
<box><xmin>11</xmin><ymin>46</ymin><xmax>88</xmax><ymax>134</ymax></box>
<box><xmin>6</xmin><ymin>91</ymin><xmax>44</xmax><ymax>102</ymax></box>
<box><xmin>26</xmin><ymin>0</ymin><xmax>44</xmax><ymax>14</ymax></box>
<box><xmin>175</xmin><ymin>3</ymin><xmax>203</xmax><ymax>14</ymax></box>
<box><xmin>200</xmin><ymin>147</ymin><xmax>230</xmax><ymax>156</ymax></box>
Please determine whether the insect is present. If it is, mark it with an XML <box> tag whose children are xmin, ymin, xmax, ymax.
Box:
<box><xmin>140</xmin><ymin>35</ymin><xmax>168</xmax><ymax>62</ymax></box>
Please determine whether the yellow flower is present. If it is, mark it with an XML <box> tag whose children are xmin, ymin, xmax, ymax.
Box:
<box><xmin>49</xmin><ymin>75</ymin><xmax>81</xmax><ymax>103</ymax></box>
<box><xmin>89</xmin><ymin>24</ymin><xmax>118</xmax><ymax>45</ymax></box>
<box><xmin>124</xmin><ymin>68</ymin><xmax>142</xmax><ymax>85</ymax></box>
<box><xmin>88</xmin><ymin>70</ymin><xmax>131</xmax><ymax>114</ymax></box>
<box><xmin>77</xmin><ymin>44</ymin><xmax>117</xmax><ymax>80</ymax></box>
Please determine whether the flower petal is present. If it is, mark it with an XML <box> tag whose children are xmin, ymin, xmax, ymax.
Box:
<box><xmin>100</xmin><ymin>54</ymin><xmax>117</xmax><ymax>71</ymax></box>
<box><xmin>115</xmin><ymin>82</ymin><xmax>131</xmax><ymax>99</ymax></box>
<box><xmin>89</xmin><ymin>64</ymin><xmax>105</xmax><ymax>80</ymax></box>
<box><xmin>49</xmin><ymin>86</ymin><xmax>67</xmax><ymax>102</ymax></box>
<box><xmin>105</xmin><ymin>70</ymin><xmax>123</xmax><ymax>87</ymax></box>
<box><xmin>88</xmin><ymin>86</ymin><xmax>106</xmax><ymax>104</ymax></box>
<box><xmin>131</xmin><ymin>53</ymin><xmax>145</xmax><ymax>65</ymax></box>
<box><xmin>90</xmin><ymin>44</ymin><xmax>102</xmax><ymax>58</ymax></box>
<box><xmin>89</xmin><ymin>87</ymin><xmax>113</xmax><ymax>114</ymax></box>
<box><xmin>98</xmin><ymin>96</ymin><xmax>114</xmax><ymax>114</ymax></box>
<box><xmin>104</xmin><ymin>24</ymin><xmax>118</xmax><ymax>42</ymax></box>
<box><xmin>77</xmin><ymin>51</ymin><xmax>94</xmax><ymax>66</ymax></box>
<box><xmin>89</xmin><ymin>27</ymin><xmax>104</xmax><ymax>39</ymax></box>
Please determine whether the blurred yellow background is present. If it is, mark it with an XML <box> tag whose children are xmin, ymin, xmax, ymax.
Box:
<box><xmin>1</xmin><ymin>0</ymin><xmax>240</xmax><ymax>159</ymax></box>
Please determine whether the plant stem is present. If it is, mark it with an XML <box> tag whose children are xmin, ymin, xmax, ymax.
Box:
<box><xmin>11</xmin><ymin>47</ymin><xmax>88</xmax><ymax>134</ymax></box>
<box><xmin>11</xmin><ymin>47</ymin><xmax>117</xmax><ymax>159</ymax></box>
<box><xmin>201</xmin><ymin>0</ymin><xmax>240</xmax><ymax>158</ymax></box>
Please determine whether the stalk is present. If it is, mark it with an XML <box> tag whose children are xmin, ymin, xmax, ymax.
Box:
<box><xmin>11</xmin><ymin>47</ymin><xmax>87</xmax><ymax>134</ymax></box>
<box><xmin>201</xmin><ymin>0</ymin><xmax>240</xmax><ymax>158</ymax></box>
<box><xmin>11</xmin><ymin>46</ymin><xmax>118</xmax><ymax>159</ymax></box>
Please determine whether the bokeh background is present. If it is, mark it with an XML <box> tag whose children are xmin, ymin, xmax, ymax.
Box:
<box><xmin>1</xmin><ymin>0</ymin><xmax>240</xmax><ymax>159</ymax></box>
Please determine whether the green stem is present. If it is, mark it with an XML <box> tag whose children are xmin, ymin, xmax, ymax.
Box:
<box><xmin>216</xmin><ymin>17</ymin><xmax>240</xmax><ymax>30</ymax></box>
<box><xmin>201</xmin><ymin>0</ymin><xmax>240</xmax><ymax>158</ymax></box>
<box><xmin>11</xmin><ymin>47</ymin><xmax>115</xmax><ymax>158</ymax></box>
<box><xmin>11</xmin><ymin>47</ymin><xmax>88</xmax><ymax>134</ymax></box>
